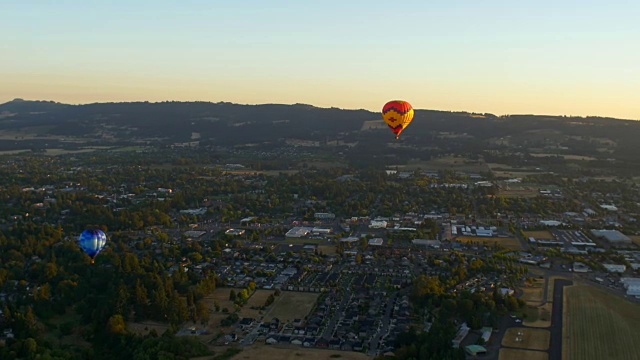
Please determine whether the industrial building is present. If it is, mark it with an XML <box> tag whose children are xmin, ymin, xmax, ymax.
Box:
<box><xmin>590</xmin><ymin>229</ymin><xmax>632</xmax><ymax>244</ymax></box>
<box><xmin>620</xmin><ymin>277</ymin><xmax>640</xmax><ymax>296</ymax></box>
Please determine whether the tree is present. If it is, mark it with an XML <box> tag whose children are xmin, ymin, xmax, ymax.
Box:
<box><xmin>107</xmin><ymin>314</ymin><xmax>127</xmax><ymax>335</ymax></box>
<box><xmin>229</xmin><ymin>289</ymin><xmax>236</xmax><ymax>301</ymax></box>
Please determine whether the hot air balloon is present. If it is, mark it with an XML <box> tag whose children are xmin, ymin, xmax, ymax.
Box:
<box><xmin>382</xmin><ymin>100</ymin><xmax>414</xmax><ymax>139</ymax></box>
<box><xmin>79</xmin><ymin>229</ymin><xmax>107</xmax><ymax>264</ymax></box>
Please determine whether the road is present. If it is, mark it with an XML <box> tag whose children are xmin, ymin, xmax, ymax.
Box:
<box><xmin>321</xmin><ymin>275</ymin><xmax>353</xmax><ymax>339</ymax></box>
<box><xmin>549</xmin><ymin>279</ymin><xmax>572</xmax><ymax>360</ymax></box>
<box><xmin>368</xmin><ymin>291</ymin><xmax>401</xmax><ymax>356</ymax></box>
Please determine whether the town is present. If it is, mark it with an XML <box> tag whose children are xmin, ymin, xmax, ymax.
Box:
<box><xmin>1</xmin><ymin>145</ymin><xmax>639</xmax><ymax>360</ymax></box>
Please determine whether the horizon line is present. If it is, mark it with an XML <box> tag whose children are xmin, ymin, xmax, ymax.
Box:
<box><xmin>2</xmin><ymin>97</ymin><xmax>638</xmax><ymax>121</ymax></box>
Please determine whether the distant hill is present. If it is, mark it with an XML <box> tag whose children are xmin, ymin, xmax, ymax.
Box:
<box><xmin>0</xmin><ymin>99</ymin><xmax>639</xmax><ymax>163</ymax></box>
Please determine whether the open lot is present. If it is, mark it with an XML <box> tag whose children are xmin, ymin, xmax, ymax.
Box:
<box><xmin>231</xmin><ymin>345</ymin><xmax>371</xmax><ymax>360</ymax></box>
<box><xmin>523</xmin><ymin>303</ymin><xmax>551</xmax><ymax>328</ymax></box>
<box><xmin>501</xmin><ymin>328</ymin><xmax>550</xmax><ymax>351</ymax></box>
<box><xmin>529</xmin><ymin>153</ymin><xmax>597</xmax><ymax>161</ymax></box>
<box><xmin>487</xmin><ymin>163</ymin><xmax>542</xmax><ymax>178</ymax></box>
<box><xmin>629</xmin><ymin>235</ymin><xmax>640</xmax><ymax>247</ymax></box>
<box><xmin>498</xmin><ymin>188</ymin><xmax>539</xmax><ymax>198</ymax></box>
<box><xmin>521</xmin><ymin>278</ymin><xmax>545</xmax><ymax>305</ymax></box>
<box><xmin>524</xmin><ymin>231</ymin><xmax>554</xmax><ymax>240</ymax></box>
<box><xmin>456</xmin><ymin>236</ymin><xmax>523</xmax><ymax>251</ymax></box>
<box><xmin>263</xmin><ymin>292</ymin><xmax>320</xmax><ymax>323</ymax></box>
<box><xmin>317</xmin><ymin>244</ymin><xmax>337</xmax><ymax>255</ymax></box>
<box><xmin>565</xmin><ymin>284</ymin><xmax>640</xmax><ymax>360</ymax></box>
<box><xmin>499</xmin><ymin>348</ymin><xmax>548</xmax><ymax>360</ymax></box>
<box><xmin>240</xmin><ymin>290</ymin><xmax>276</xmax><ymax>318</ymax></box>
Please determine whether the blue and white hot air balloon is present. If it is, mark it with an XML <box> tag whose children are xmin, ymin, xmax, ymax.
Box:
<box><xmin>79</xmin><ymin>229</ymin><xmax>107</xmax><ymax>264</ymax></box>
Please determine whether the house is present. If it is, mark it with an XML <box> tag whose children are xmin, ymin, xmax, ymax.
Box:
<box><xmin>265</xmin><ymin>336</ymin><xmax>278</xmax><ymax>345</ymax></box>
<box><xmin>238</xmin><ymin>317</ymin><xmax>255</xmax><ymax>329</ymax></box>
<box><xmin>303</xmin><ymin>337</ymin><xmax>315</xmax><ymax>347</ymax></box>
<box><xmin>290</xmin><ymin>337</ymin><xmax>303</xmax><ymax>346</ymax></box>
<box><xmin>316</xmin><ymin>338</ymin><xmax>329</xmax><ymax>348</ymax></box>
<box><xmin>329</xmin><ymin>338</ymin><xmax>342</xmax><ymax>350</ymax></box>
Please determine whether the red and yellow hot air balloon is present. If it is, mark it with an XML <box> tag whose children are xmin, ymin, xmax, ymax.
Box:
<box><xmin>382</xmin><ymin>100</ymin><xmax>414</xmax><ymax>139</ymax></box>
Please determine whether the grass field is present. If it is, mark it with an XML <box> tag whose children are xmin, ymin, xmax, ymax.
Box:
<box><xmin>391</xmin><ymin>156</ymin><xmax>490</xmax><ymax>173</ymax></box>
<box><xmin>231</xmin><ymin>345</ymin><xmax>371</xmax><ymax>360</ymax></box>
<box><xmin>263</xmin><ymin>292</ymin><xmax>320</xmax><ymax>323</ymax></box>
<box><xmin>317</xmin><ymin>244</ymin><xmax>337</xmax><ymax>255</ymax></box>
<box><xmin>565</xmin><ymin>284</ymin><xmax>640</xmax><ymax>360</ymax></box>
<box><xmin>529</xmin><ymin>153</ymin><xmax>597</xmax><ymax>161</ymax></box>
<box><xmin>498</xmin><ymin>188</ymin><xmax>539</xmax><ymax>198</ymax></box>
<box><xmin>499</xmin><ymin>348</ymin><xmax>548</xmax><ymax>360</ymax></box>
<box><xmin>456</xmin><ymin>236</ymin><xmax>523</xmax><ymax>250</ymax></box>
<box><xmin>523</xmin><ymin>303</ymin><xmax>551</xmax><ymax>328</ymax></box>
<box><xmin>502</xmin><ymin>328</ymin><xmax>550</xmax><ymax>350</ymax></box>
<box><xmin>524</xmin><ymin>231</ymin><xmax>554</xmax><ymax>240</ymax></box>
<box><xmin>521</xmin><ymin>282</ymin><xmax>544</xmax><ymax>305</ymax></box>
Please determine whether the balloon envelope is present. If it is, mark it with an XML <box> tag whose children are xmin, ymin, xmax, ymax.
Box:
<box><xmin>382</xmin><ymin>100</ymin><xmax>414</xmax><ymax>139</ymax></box>
<box><xmin>79</xmin><ymin>229</ymin><xmax>107</xmax><ymax>262</ymax></box>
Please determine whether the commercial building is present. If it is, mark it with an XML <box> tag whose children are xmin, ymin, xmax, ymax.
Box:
<box><xmin>603</xmin><ymin>264</ymin><xmax>626</xmax><ymax>273</ymax></box>
<box><xmin>314</xmin><ymin>212</ymin><xmax>335</xmax><ymax>220</ymax></box>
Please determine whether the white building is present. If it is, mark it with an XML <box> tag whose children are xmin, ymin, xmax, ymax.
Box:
<box><xmin>314</xmin><ymin>212</ymin><xmax>335</xmax><ymax>220</ymax></box>
<box><xmin>285</xmin><ymin>227</ymin><xmax>313</xmax><ymax>238</ymax></box>
<box><xmin>368</xmin><ymin>238</ymin><xmax>384</xmax><ymax>246</ymax></box>
<box><xmin>603</xmin><ymin>264</ymin><xmax>626</xmax><ymax>273</ymax></box>
<box><xmin>369</xmin><ymin>220</ymin><xmax>387</xmax><ymax>229</ymax></box>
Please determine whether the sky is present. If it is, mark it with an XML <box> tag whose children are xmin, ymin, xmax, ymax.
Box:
<box><xmin>1</xmin><ymin>0</ymin><xmax>639</xmax><ymax>119</ymax></box>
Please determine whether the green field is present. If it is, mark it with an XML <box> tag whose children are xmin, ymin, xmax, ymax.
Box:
<box><xmin>566</xmin><ymin>285</ymin><xmax>640</xmax><ymax>360</ymax></box>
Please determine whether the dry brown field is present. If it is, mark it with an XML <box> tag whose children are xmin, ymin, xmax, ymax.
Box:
<box><xmin>523</xmin><ymin>231</ymin><xmax>554</xmax><ymax>240</ymax></box>
<box><xmin>263</xmin><ymin>292</ymin><xmax>320</xmax><ymax>323</ymax></box>
<box><xmin>499</xmin><ymin>348</ymin><xmax>548</xmax><ymax>360</ymax></box>
<box><xmin>230</xmin><ymin>345</ymin><xmax>371</xmax><ymax>360</ymax></box>
<box><xmin>501</xmin><ymin>328</ymin><xmax>550</xmax><ymax>351</ymax></box>
<box><xmin>456</xmin><ymin>236</ymin><xmax>523</xmax><ymax>250</ymax></box>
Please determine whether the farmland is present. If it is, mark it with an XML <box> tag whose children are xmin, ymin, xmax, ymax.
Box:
<box><xmin>456</xmin><ymin>236</ymin><xmax>523</xmax><ymax>250</ymax></box>
<box><xmin>501</xmin><ymin>328</ymin><xmax>550</xmax><ymax>351</ymax></box>
<box><xmin>263</xmin><ymin>292</ymin><xmax>320</xmax><ymax>323</ymax></box>
<box><xmin>499</xmin><ymin>348</ymin><xmax>548</xmax><ymax>360</ymax></box>
<box><xmin>565</xmin><ymin>284</ymin><xmax>640</xmax><ymax>360</ymax></box>
<box><xmin>231</xmin><ymin>345</ymin><xmax>371</xmax><ymax>360</ymax></box>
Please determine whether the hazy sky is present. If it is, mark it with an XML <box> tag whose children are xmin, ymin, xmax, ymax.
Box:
<box><xmin>2</xmin><ymin>1</ymin><xmax>639</xmax><ymax>119</ymax></box>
